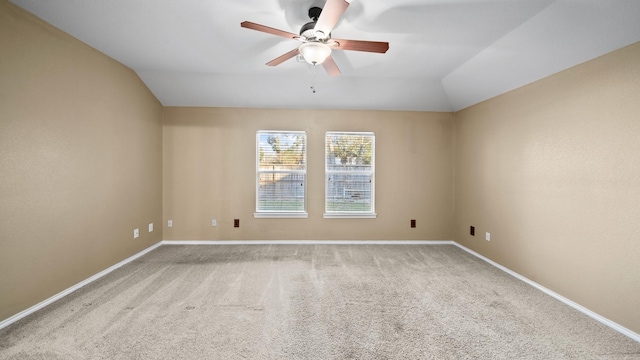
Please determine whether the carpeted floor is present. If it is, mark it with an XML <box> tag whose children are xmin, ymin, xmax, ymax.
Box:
<box><xmin>0</xmin><ymin>244</ymin><xmax>638</xmax><ymax>359</ymax></box>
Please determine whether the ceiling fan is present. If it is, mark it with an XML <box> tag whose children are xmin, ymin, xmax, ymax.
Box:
<box><xmin>241</xmin><ymin>0</ymin><xmax>389</xmax><ymax>77</ymax></box>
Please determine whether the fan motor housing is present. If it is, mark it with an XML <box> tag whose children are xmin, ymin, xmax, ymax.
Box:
<box><xmin>300</xmin><ymin>21</ymin><xmax>316</xmax><ymax>36</ymax></box>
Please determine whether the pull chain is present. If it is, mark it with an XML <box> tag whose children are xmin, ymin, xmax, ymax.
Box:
<box><xmin>310</xmin><ymin>63</ymin><xmax>317</xmax><ymax>94</ymax></box>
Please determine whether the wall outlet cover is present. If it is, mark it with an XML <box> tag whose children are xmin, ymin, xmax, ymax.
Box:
<box><xmin>134</xmin><ymin>228</ymin><xmax>139</xmax><ymax>238</ymax></box>
<box><xmin>148</xmin><ymin>223</ymin><xmax>153</xmax><ymax>232</ymax></box>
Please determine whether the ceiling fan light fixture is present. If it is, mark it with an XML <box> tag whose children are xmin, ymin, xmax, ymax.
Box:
<box><xmin>299</xmin><ymin>42</ymin><xmax>331</xmax><ymax>65</ymax></box>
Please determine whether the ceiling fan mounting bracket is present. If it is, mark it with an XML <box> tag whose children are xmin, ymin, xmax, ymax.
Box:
<box><xmin>308</xmin><ymin>7</ymin><xmax>322</xmax><ymax>22</ymax></box>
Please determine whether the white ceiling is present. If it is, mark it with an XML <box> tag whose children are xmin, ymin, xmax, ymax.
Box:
<box><xmin>11</xmin><ymin>0</ymin><xmax>640</xmax><ymax>112</ymax></box>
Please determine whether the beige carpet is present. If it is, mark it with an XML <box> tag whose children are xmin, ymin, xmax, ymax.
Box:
<box><xmin>0</xmin><ymin>244</ymin><xmax>638</xmax><ymax>359</ymax></box>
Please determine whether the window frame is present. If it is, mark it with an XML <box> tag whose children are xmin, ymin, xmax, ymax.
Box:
<box><xmin>324</xmin><ymin>131</ymin><xmax>376</xmax><ymax>219</ymax></box>
<box><xmin>254</xmin><ymin>130</ymin><xmax>308</xmax><ymax>219</ymax></box>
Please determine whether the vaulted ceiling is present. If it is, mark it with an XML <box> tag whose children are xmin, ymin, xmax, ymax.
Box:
<box><xmin>11</xmin><ymin>0</ymin><xmax>640</xmax><ymax>112</ymax></box>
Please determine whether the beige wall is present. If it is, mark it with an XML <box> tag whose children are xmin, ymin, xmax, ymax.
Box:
<box><xmin>163</xmin><ymin>107</ymin><xmax>454</xmax><ymax>241</ymax></box>
<box><xmin>0</xmin><ymin>1</ymin><xmax>163</xmax><ymax>321</ymax></box>
<box><xmin>454</xmin><ymin>42</ymin><xmax>640</xmax><ymax>333</ymax></box>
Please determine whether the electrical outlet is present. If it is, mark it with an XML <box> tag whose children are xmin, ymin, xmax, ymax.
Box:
<box><xmin>148</xmin><ymin>223</ymin><xmax>153</xmax><ymax>232</ymax></box>
<box><xmin>410</xmin><ymin>219</ymin><xmax>416</xmax><ymax>228</ymax></box>
<box><xmin>234</xmin><ymin>219</ymin><xmax>240</xmax><ymax>228</ymax></box>
<box><xmin>134</xmin><ymin>228</ymin><xmax>139</xmax><ymax>239</ymax></box>
<box><xmin>211</xmin><ymin>219</ymin><xmax>217</xmax><ymax>227</ymax></box>
<box><xmin>168</xmin><ymin>220</ymin><xmax>173</xmax><ymax>228</ymax></box>
<box><xmin>470</xmin><ymin>226</ymin><xmax>475</xmax><ymax>236</ymax></box>
<box><xmin>485</xmin><ymin>232</ymin><xmax>491</xmax><ymax>241</ymax></box>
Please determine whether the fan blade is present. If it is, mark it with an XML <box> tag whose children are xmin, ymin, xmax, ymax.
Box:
<box><xmin>266</xmin><ymin>48</ymin><xmax>300</xmax><ymax>66</ymax></box>
<box><xmin>314</xmin><ymin>0</ymin><xmax>349</xmax><ymax>38</ymax></box>
<box><xmin>322</xmin><ymin>56</ymin><xmax>341</xmax><ymax>77</ymax></box>
<box><xmin>241</xmin><ymin>21</ymin><xmax>299</xmax><ymax>40</ymax></box>
<box><xmin>331</xmin><ymin>38</ymin><xmax>389</xmax><ymax>53</ymax></box>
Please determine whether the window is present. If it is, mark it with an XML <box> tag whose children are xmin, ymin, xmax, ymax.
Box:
<box><xmin>325</xmin><ymin>132</ymin><xmax>376</xmax><ymax>218</ymax></box>
<box><xmin>255</xmin><ymin>131</ymin><xmax>307</xmax><ymax>218</ymax></box>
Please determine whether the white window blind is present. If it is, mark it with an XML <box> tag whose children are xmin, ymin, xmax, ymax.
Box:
<box><xmin>255</xmin><ymin>131</ymin><xmax>307</xmax><ymax>217</ymax></box>
<box><xmin>325</xmin><ymin>132</ymin><xmax>376</xmax><ymax>218</ymax></box>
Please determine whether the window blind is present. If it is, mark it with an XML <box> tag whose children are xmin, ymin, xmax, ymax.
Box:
<box><xmin>256</xmin><ymin>131</ymin><xmax>306</xmax><ymax>214</ymax></box>
<box><xmin>325</xmin><ymin>132</ymin><xmax>375</xmax><ymax>215</ymax></box>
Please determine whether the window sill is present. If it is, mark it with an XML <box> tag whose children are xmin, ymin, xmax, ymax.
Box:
<box><xmin>254</xmin><ymin>212</ymin><xmax>308</xmax><ymax>219</ymax></box>
<box><xmin>323</xmin><ymin>213</ymin><xmax>377</xmax><ymax>219</ymax></box>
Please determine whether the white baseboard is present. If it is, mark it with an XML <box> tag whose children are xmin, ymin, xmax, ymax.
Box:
<box><xmin>452</xmin><ymin>242</ymin><xmax>640</xmax><ymax>343</ymax></box>
<box><xmin>0</xmin><ymin>241</ymin><xmax>163</xmax><ymax>331</ymax></box>
<box><xmin>161</xmin><ymin>240</ymin><xmax>454</xmax><ymax>245</ymax></box>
